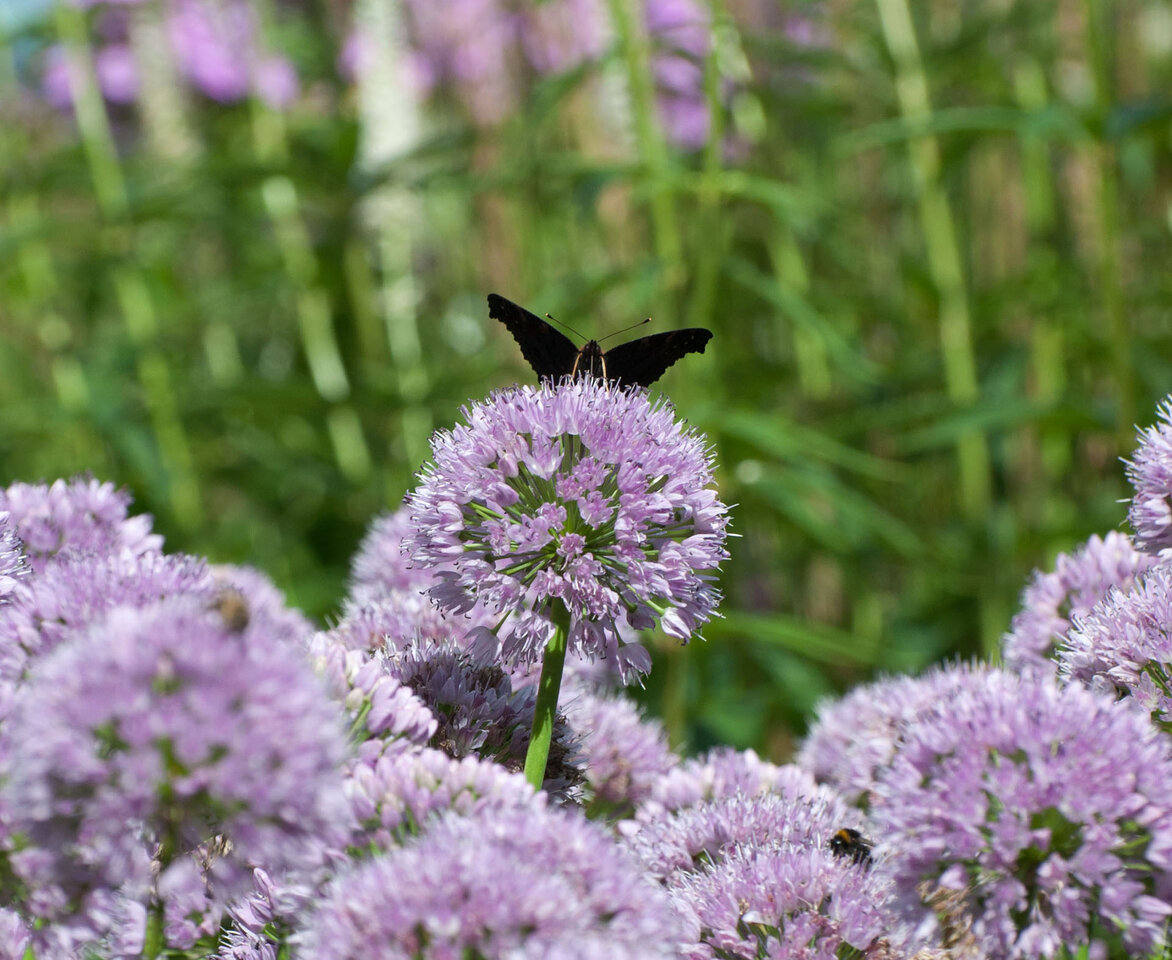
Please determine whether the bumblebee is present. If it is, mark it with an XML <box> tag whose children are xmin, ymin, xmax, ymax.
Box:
<box><xmin>829</xmin><ymin>827</ymin><xmax>873</xmax><ymax>866</ymax></box>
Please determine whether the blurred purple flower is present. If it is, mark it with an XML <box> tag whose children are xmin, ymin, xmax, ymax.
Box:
<box><xmin>1002</xmin><ymin>531</ymin><xmax>1155</xmax><ymax>674</ymax></box>
<box><xmin>646</xmin><ymin>0</ymin><xmax>712</xmax><ymax>150</ymax></box>
<box><xmin>562</xmin><ymin>685</ymin><xmax>676</xmax><ymax>810</ymax></box>
<box><xmin>1</xmin><ymin>598</ymin><xmax>351</xmax><ymax>949</ymax></box>
<box><xmin>0</xmin><ymin>477</ymin><xmax>160</xmax><ymax>573</ymax></box>
<box><xmin>796</xmin><ymin>662</ymin><xmax>992</xmax><ymax>807</ymax></box>
<box><xmin>396</xmin><ymin>0</ymin><xmax>715</xmax><ymax>148</ymax></box>
<box><xmin>1128</xmin><ymin>397</ymin><xmax>1172</xmax><ymax>554</ymax></box>
<box><xmin>0</xmin><ymin>550</ymin><xmax>209</xmax><ymax>705</ymax></box>
<box><xmin>407</xmin><ymin>378</ymin><xmax>728</xmax><ymax>682</ymax></box>
<box><xmin>44</xmin><ymin>0</ymin><xmax>299</xmax><ymax>110</ymax></box>
<box><xmin>1058</xmin><ymin>561</ymin><xmax>1172</xmax><ymax>723</ymax></box>
<box><xmin>0</xmin><ymin>909</ymin><xmax>29</xmax><ymax>960</ymax></box>
<box><xmin>872</xmin><ymin>668</ymin><xmax>1172</xmax><ymax>958</ymax></box>
<box><xmin>299</xmin><ymin>804</ymin><xmax>687</xmax><ymax>959</ymax></box>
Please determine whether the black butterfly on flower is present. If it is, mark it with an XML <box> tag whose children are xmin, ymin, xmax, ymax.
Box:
<box><xmin>488</xmin><ymin>293</ymin><xmax>713</xmax><ymax>388</ymax></box>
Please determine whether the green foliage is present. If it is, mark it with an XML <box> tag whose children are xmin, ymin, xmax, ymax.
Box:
<box><xmin>3</xmin><ymin>0</ymin><xmax>1172</xmax><ymax>760</ymax></box>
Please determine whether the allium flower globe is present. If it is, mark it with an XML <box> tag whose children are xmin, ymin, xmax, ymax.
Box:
<box><xmin>407</xmin><ymin>378</ymin><xmax>728</xmax><ymax>680</ymax></box>
<box><xmin>0</xmin><ymin>476</ymin><xmax>160</xmax><ymax>572</ymax></box>
<box><xmin>872</xmin><ymin>669</ymin><xmax>1172</xmax><ymax>958</ymax></box>
<box><xmin>1</xmin><ymin>598</ymin><xmax>351</xmax><ymax>946</ymax></box>
<box><xmin>797</xmin><ymin>662</ymin><xmax>991</xmax><ymax>807</ymax></box>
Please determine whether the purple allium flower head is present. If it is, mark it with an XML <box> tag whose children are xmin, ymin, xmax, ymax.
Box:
<box><xmin>300</xmin><ymin>804</ymin><xmax>687</xmax><ymax>959</ymax></box>
<box><xmin>1</xmin><ymin>598</ymin><xmax>352</xmax><ymax>943</ymax></box>
<box><xmin>1002</xmin><ymin>531</ymin><xmax>1155</xmax><ymax>675</ymax></box>
<box><xmin>640</xmin><ymin>745</ymin><xmax>828</xmax><ymax>819</ymax></box>
<box><xmin>1128</xmin><ymin>397</ymin><xmax>1172</xmax><ymax>554</ymax></box>
<box><xmin>407</xmin><ymin>378</ymin><xmax>728</xmax><ymax>681</ymax></box>
<box><xmin>796</xmin><ymin>662</ymin><xmax>992</xmax><ymax>807</ymax></box>
<box><xmin>0</xmin><ymin>514</ymin><xmax>28</xmax><ymax>607</ymax></box>
<box><xmin>562</xmin><ymin>685</ymin><xmax>676</xmax><ymax>810</ymax></box>
<box><xmin>872</xmin><ymin>668</ymin><xmax>1172</xmax><ymax>958</ymax></box>
<box><xmin>626</xmin><ymin>789</ymin><xmax>853</xmax><ymax>882</ymax></box>
<box><xmin>674</xmin><ymin>843</ymin><xmax>897</xmax><ymax>960</ymax></box>
<box><xmin>347</xmin><ymin>746</ymin><xmax>541</xmax><ymax>849</ymax></box>
<box><xmin>0</xmin><ymin>477</ymin><xmax>160</xmax><ymax>572</ymax></box>
<box><xmin>1058</xmin><ymin>562</ymin><xmax>1172</xmax><ymax>723</ymax></box>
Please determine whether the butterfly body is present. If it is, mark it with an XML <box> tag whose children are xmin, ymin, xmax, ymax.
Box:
<box><xmin>488</xmin><ymin>293</ymin><xmax>712</xmax><ymax>388</ymax></box>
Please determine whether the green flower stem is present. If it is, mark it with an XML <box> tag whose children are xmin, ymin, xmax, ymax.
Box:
<box><xmin>523</xmin><ymin>600</ymin><xmax>573</xmax><ymax>791</ymax></box>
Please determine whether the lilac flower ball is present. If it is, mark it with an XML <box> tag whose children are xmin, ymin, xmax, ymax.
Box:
<box><xmin>562</xmin><ymin>685</ymin><xmax>676</xmax><ymax>810</ymax></box>
<box><xmin>0</xmin><ymin>550</ymin><xmax>210</xmax><ymax>717</ymax></box>
<box><xmin>0</xmin><ymin>477</ymin><xmax>160</xmax><ymax>572</ymax></box>
<box><xmin>1002</xmin><ymin>531</ymin><xmax>1156</xmax><ymax>674</ymax></box>
<box><xmin>300</xmin><ymin>804</ymin><xmax>687</xmax><ymax>959</ymax></box>
<box><xmin>1</xmin><ymin>598</ymin><xmax>351</xmax><ymax>941</ymax></box>
<box><xmin>797</xmin><ymin>662</ymin><xmax>991</xmax><ymax>807</ymax></box>
<box><xmin>1128</xmin><ymin>397</ymin><xmax>1172</xmax><ymax>553</ymax></box>
<box><xmin>624</xmin><ymin>788</ymin><xmax>894</xmax><ymax>959</ymax></box>
<box><xmin>872</xmin><ymin>669</ymin><xmax>1172</xmax><ymax>958</ymax></box>
<box><xmin>1058</xmin><ymin>561</ymin><xmax>1172</xmax><ymax>722</ymax></box>
<box><xmin>407</xmin><ymin>378</ymin><xmax>728</xmax><ymax>680</ymax></box>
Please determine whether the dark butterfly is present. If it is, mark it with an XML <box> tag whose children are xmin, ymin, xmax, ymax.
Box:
<box><xmin>488</xmin><ymin>293</ymin><xmax>713</xmax><ymax>388</ymax></box>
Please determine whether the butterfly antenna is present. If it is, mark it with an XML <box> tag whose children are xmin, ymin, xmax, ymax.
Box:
<box><xmin>598</xmin><ymin>316</ymin><xmax>652</xmax><ymax>345</ymax></box>
<box><xmin>544</xmin><ymin>312</ymin><xmax>590</xmax><ymax>342</ymax></box>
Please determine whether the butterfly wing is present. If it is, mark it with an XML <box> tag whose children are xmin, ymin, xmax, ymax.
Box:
<box><xmin>488</xmin><ymin>293</ymin><xmax>580</xmax><ymax>381</ymax></box>
<box><xmin>602</xmin><ymin>329</ymin><xmax>714</xmax><ymax>387</ymax></box>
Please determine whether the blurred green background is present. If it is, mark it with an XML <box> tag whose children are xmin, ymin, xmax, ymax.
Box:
<box><xmin>3</xmin><ymin>0</ymin><xmax>1171</xmax><ymax>758</ymax></box>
